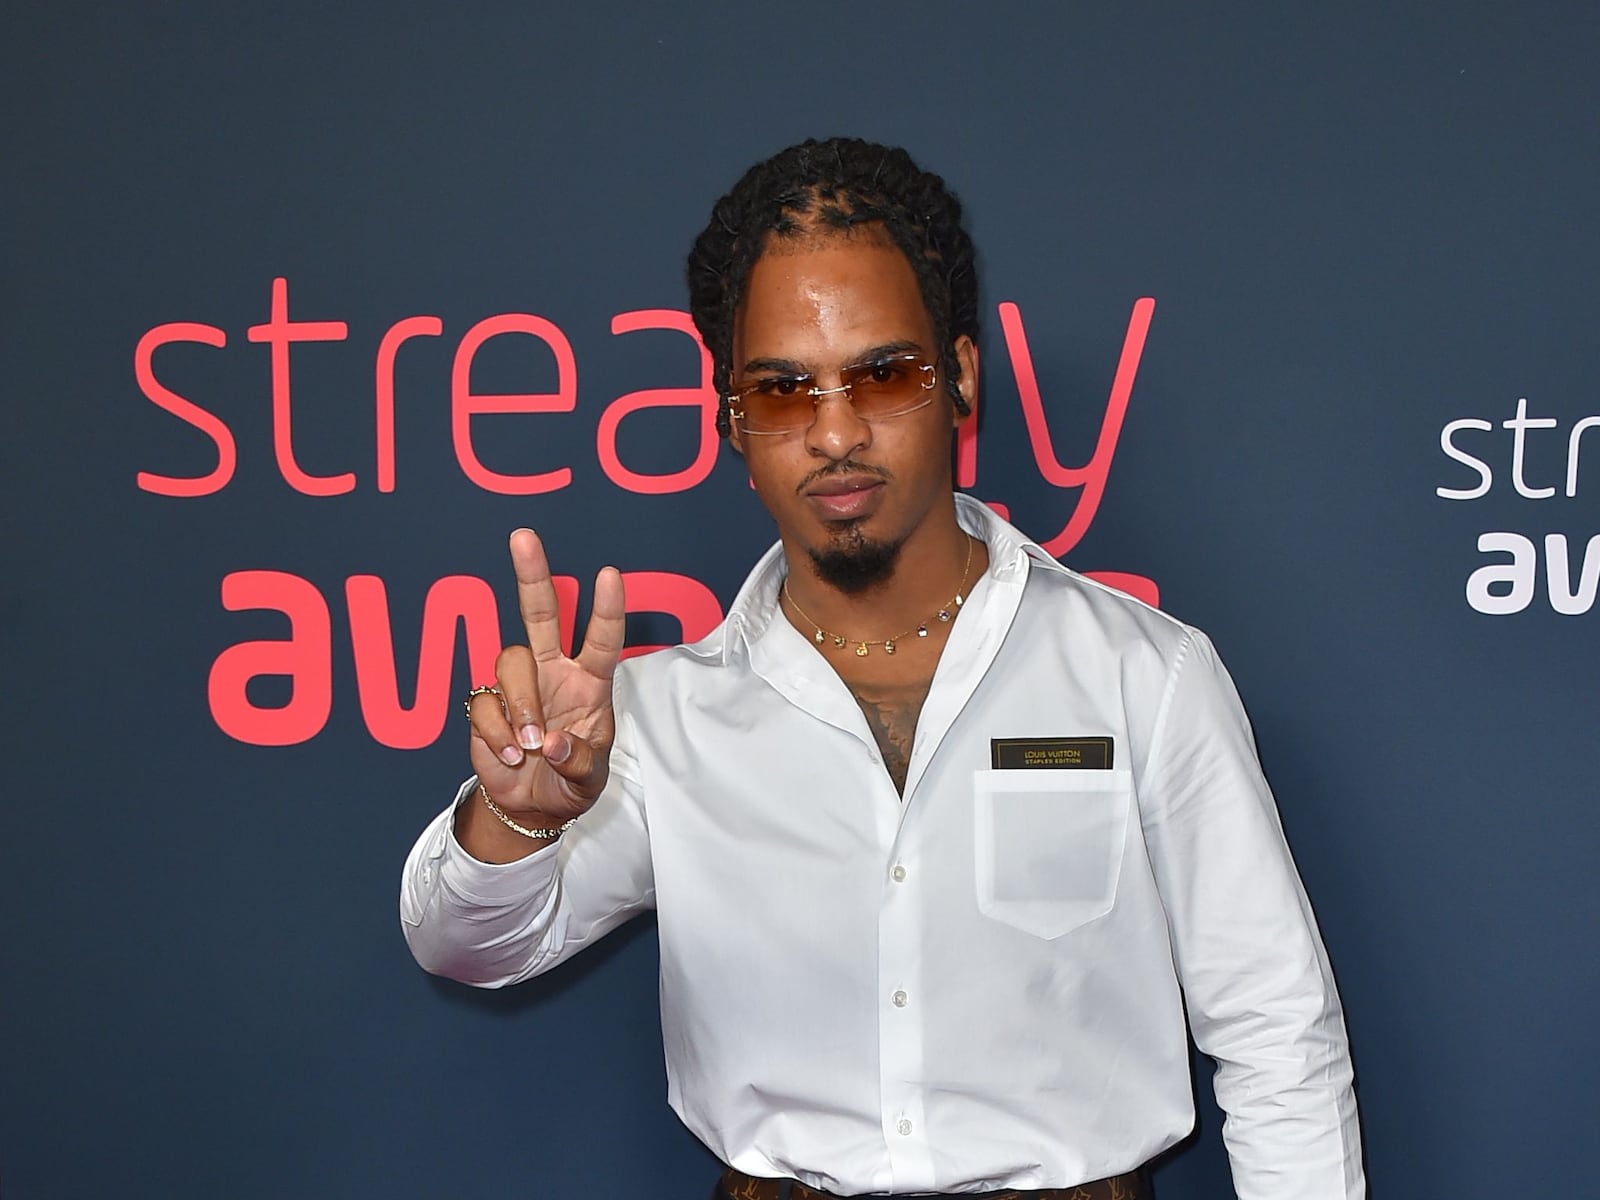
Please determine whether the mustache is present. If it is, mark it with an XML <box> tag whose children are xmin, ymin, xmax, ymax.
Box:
<box><xmin>795</xmin><ymin>460</ymin><xmax>892</xmax><ymax>495</ymax></box>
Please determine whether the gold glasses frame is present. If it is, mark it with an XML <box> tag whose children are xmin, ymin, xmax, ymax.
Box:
<box><xmin>727</xmin><ymin>353</ymin><xmax>938</xmax><ymax>436</ymax></box>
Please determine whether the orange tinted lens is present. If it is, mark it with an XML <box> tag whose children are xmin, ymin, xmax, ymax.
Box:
<box><xmin>841</xmin><ymin>358</ymin><xmax>931</xmax><ymax>415</ymax></box>
<box><xmin>738</xmin><ymin>377</ymin><xmax>815</xmax><ymax>431</ymax></box>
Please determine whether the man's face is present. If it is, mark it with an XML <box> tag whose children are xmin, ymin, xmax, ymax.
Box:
<box><xmin>728</xmin><ymin>232</ymin><xmax>976</xmax><ymax>589</ymax></box>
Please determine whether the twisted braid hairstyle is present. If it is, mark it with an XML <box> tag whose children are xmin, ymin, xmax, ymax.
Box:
<box><xmin>686</xmin><ymin>137</ymin><xmax>980</xmax><ymax>438</ymax></box>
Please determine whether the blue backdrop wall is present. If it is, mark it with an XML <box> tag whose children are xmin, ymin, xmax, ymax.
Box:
<box><xmin>4</xmin><ymin>3</ymin><xmax>1597</xmax><ymax>1197</ymax></box>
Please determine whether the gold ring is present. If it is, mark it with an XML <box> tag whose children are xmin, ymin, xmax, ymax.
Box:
<box><xmin>463</xmin><ymin>684</ymin><xmax>502</xmax><ymax>721</ymax></box>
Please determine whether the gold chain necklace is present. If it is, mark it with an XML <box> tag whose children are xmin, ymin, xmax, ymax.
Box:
<box><xmin>782</xmin><ymin>537</ymin><xmax>975</xmax><ymax>657</ymax></box>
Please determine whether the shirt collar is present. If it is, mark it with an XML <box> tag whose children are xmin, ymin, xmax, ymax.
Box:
<box><xmin>715</xmin><ymin>494</ymin><xmax>1064</xmax><ymax>667</ymax></box>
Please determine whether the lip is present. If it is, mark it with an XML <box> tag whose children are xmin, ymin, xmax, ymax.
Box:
<box><xmin>804</xmin><ymin>476</ymin><xmax>884</xmax><ymax>520</ymax></box>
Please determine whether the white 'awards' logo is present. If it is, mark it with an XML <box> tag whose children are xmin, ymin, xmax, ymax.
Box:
<box><xmin>1439</xmin><ymin>398</ymin><xmax>1599</xmax><ymax>615</ymax></box>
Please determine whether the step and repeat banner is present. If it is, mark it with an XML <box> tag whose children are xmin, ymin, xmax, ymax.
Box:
<box><xmin>5</xmin><ymin>4</ymin><xmax>1595</xmax><ymax>1198</ymax></box>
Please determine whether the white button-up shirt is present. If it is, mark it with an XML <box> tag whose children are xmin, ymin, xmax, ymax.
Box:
<box><xmin>402</xmin><ymin>497</ymin><xmax>1364</xmax><ymax>1198</ymax></box>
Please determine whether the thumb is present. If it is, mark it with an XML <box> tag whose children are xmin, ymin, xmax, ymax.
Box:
<box><xmin>543</xmin><ymin>729</ymin><xmax>608</xmax><ymax>801</ymax></box>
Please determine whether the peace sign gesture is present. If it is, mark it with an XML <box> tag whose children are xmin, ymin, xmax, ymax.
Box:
<box><xmin>460</xmin><ymin>529</ymin><xmax>626</xmax><ymax>861</ymax></box>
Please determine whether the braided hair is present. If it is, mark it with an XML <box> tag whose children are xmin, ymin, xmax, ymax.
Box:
<box><xmin>686</xmin><ymin>137</ymin><xmax>980</xmax><ymax>437</ymax></box>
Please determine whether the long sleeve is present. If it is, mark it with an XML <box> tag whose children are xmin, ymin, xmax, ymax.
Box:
<box><xmin>1139</xmin><ymin>630</ymin><xmax>1365</xmax><ymax>1200</ymax></box>
<box><xmin>399</xmin><ymin>670</ymin><xmax>655</xmax><ymax>988</ymax></box>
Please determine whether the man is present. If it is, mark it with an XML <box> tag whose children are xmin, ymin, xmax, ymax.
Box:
<box><xmin>402</xmin><ymin>138</ymin><xmax>1364</xmax><ymax>1199</ymax></box>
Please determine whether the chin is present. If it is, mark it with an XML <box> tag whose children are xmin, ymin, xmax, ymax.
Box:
<box><xmin>807</xmin><ymin>524</ymin><xmax>903</xmax><ymax>594</ymax></box>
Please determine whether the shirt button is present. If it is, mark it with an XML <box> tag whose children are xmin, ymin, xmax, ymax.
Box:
<box><xmin>891</xmin><ymin>990</ymin><xmax>908</xmax><ymax>1008</ymax></box>
<box><xmin>896</xmin><ymin>1118</ymin><xmax>913</xmax><ymax>1136</ymax></box>
<box><xmin>890</xmin><ymin>863</ymin><xmax>907</xmax><ymax>882</ymax></box>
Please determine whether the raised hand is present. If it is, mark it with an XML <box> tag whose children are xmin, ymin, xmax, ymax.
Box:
<box><xmin>463</xmin><ymin>529</ymin><xmax>625</xmax><ymax>852</ymax></box>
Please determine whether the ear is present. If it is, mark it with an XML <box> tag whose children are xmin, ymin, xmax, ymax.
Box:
<box><xmin>726</xmin><ymin>415</ymin><xmax>747</xmax><ymax>457</ymax></box>
<box><xmin>950</xmin><ymin>334</ymin><xmax>979</xmax><ymax>427</ymax></box>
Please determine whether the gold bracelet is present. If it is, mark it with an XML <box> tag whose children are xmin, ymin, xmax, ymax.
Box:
<box><xmin>477</xmin><ymin>784</ymin><xmax>576</xmax><ymax>841</ymax></box>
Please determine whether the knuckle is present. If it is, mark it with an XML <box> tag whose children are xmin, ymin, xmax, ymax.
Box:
<box><xmin>469</xmin><ymin>700</ymin><xmax>508</xmax><ymax>735</ymax></box>
<box><xmin>495</xmin><ymin>644</ymin><xmax>531</xmax><ymax>672</ymax></box>
<box><xmin>518</xmin><ymin>594</ymin><xmax>558</xmax><ymax>621</ymax></box>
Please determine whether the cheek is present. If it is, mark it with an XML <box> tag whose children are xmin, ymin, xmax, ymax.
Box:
<box><xmin>889</xmin><ymin>420</ymin><xmax>954</xmax><ymax>483</ymax></box>
<box><xmin>741</xmin><ymin>441</ymin><xmax>802</xmax><ymax>501</ymax></box>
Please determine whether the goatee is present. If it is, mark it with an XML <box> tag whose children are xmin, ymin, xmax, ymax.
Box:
<box><xmin>808</xmin><ymin>522</ymin><xmax>902</xmax><ymax>594</ymax></box>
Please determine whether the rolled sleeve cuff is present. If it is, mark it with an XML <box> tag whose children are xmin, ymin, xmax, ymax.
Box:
<box><xmin>402</xmin><ymin>776</ymin><xmax>562</xmax><ymax>927</ymax></box>
<box><xmin>437</xmin><ymin>776</ymin><xmax>563</xmax><ymax>903</ymax></box>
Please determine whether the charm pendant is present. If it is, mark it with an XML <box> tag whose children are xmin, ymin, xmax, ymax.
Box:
<box><xmin>784</xmin><ymin>538</ymin><xmax>972</xmax><ymax>656</ymax></box>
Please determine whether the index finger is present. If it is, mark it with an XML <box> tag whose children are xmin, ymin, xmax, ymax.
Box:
<box><xmin>510</xmin><ymin>528</ymin><xmax>565</xmax><ymax>662</ymax></box>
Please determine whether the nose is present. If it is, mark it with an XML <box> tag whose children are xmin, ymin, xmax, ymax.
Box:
<box><xmin>803</xmin><ymin>381</ymin><xmax>871</xmax><ymax>460</ymax></box>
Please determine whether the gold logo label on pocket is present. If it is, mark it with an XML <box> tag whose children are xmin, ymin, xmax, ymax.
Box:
<box><xmin>990</xmin><ymin>737</ymin><xmax>1114</xmax><ymax>770</ymax></box>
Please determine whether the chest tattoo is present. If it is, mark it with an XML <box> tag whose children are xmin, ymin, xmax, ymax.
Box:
<box><xmin>853</xmin><ymin>684</ymin><xmax>932</xmax><ymax>796</ymax></box>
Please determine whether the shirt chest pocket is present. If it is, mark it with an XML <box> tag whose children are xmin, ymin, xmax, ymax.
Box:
<box><xmin>972</xmin><ymin>768</ymin><xmax>1133</xmax><ymax>939</ymax></box>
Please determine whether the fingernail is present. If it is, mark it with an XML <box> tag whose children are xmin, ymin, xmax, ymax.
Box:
<box><xmin>545</xmin><ymin>734</ymin><xmax>571</xmax><ymax>765</ymax></box>
<box><xmin>518</xmin><ymin>724</ymin><xmax>543</xmax><ymax>751</ymax></box>
<box><xmin>499</xmin><ymin>745</ymin><xmax>524</xmax><ymax>766</ymax></box>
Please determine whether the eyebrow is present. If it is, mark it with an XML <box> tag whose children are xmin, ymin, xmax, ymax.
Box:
<box><xmin>739</xmin><ymin>339</ymin><xmax>925</xmax><ymax>377</ymax></box>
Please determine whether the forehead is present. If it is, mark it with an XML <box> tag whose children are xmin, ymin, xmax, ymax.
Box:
<box><xmin>733</xmin><ymin>234</ymin><xmax>933</xmax><ymax>367</ymax></box>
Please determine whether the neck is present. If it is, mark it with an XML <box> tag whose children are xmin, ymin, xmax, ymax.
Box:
<box><xmin>781</xmin><ymin>511</ymin><xmax>985</xmax><ymax>647</ymax></box>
